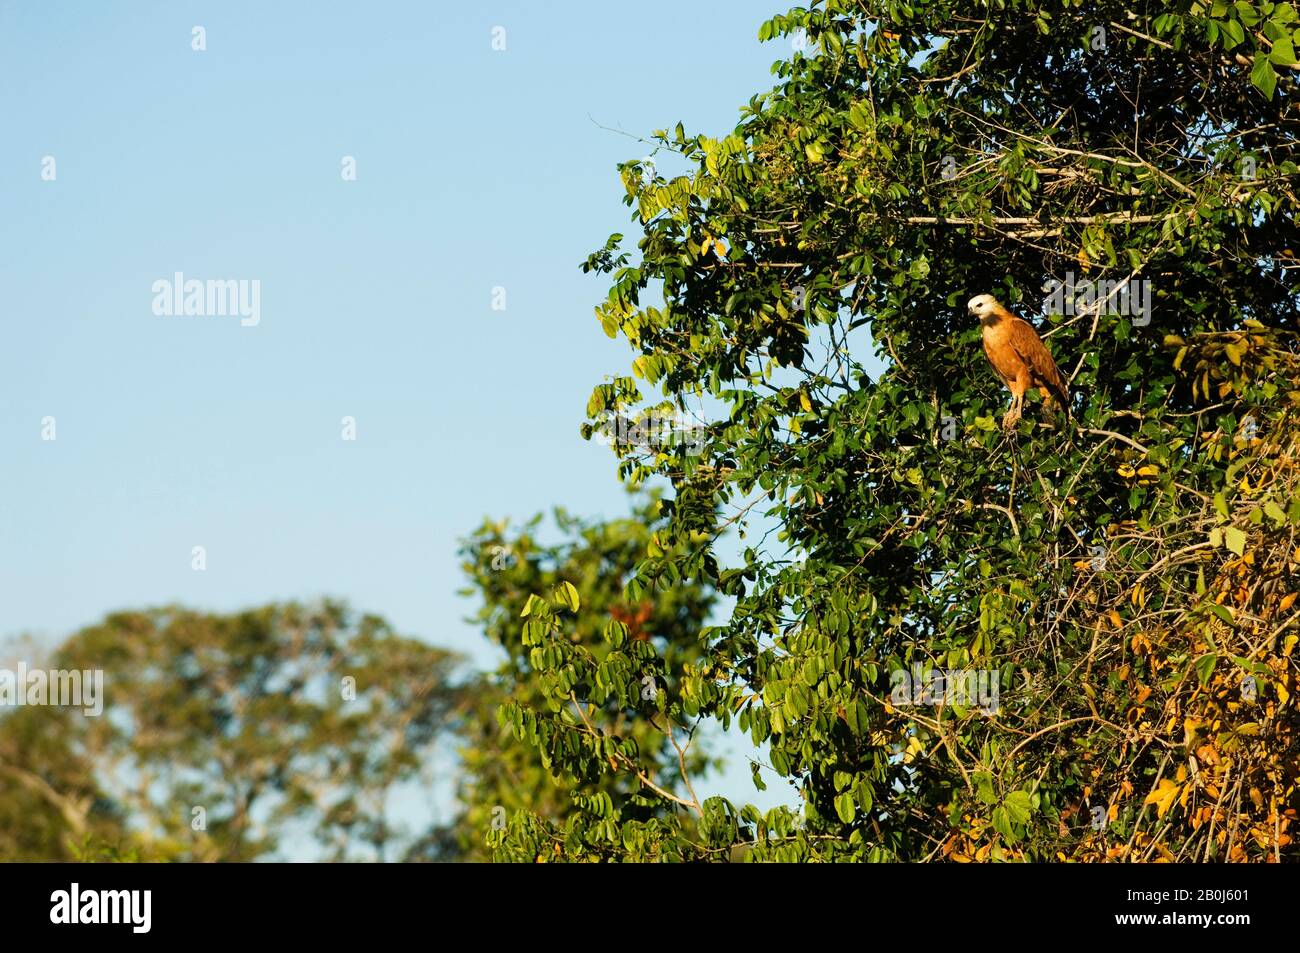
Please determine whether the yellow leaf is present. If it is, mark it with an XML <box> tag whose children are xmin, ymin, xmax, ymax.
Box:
<box><xmin>1145</xmin><ymin>779</ymin><xmax>1181</xmax><ymax>819</ymax></box>
<box><xmin>556</xmin><ymin>580</ymin><xmax>581</xmax><ymax>612</ymax></box>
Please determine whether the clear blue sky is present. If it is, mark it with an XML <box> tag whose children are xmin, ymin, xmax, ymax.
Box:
<box><xmin>1</xmin><ymin>1</ymin><xmax>829</xmax><ymax>820</ymax></box>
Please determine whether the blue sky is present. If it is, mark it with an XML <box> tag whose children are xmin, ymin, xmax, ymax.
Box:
<box><xmin>1</xmin><ymin>1</ymin><xmax>833</xmax><ymax>823</ymax></box>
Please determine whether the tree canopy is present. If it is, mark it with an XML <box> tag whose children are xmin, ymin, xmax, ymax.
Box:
<box><xmin>492</xmin><ymin>0</ymin><xmax>1300</xmax><ymax>861</ymax></box>
<box><xmin>0</xmin><ymin>602</ymin><xmax>464</xmax><ymax>861</ymax></box>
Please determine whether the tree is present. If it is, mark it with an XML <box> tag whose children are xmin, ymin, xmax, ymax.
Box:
<box><xmin>501</xmin><ymin>0</ymin><xmax>1299</xmax><ymax>861</ymax></box>
<box><xmin>0</xmin><ymin>601</ymin><xmax>464</xmax><ymax>861</ymax></box>
<box><xmin>0</xmin><ymin>634</ymin><xmax>124</xmax><ymax>861</ymax></box>
<box><xmin>446</xmin><ymin>494</ymin><xmax>719</xmax><ymax>861</ymax></box>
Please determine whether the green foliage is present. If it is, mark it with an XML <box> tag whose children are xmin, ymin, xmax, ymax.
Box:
<box><xmin>450</xmin><ymin>494</ymin><xmax>720</xmax><ymax>861</ymax></box>
<box><xmin>511</xmin><ymin>0</ymin><xmax>1300</xmax><ymax>861</ymax></box>
<box><xmin>0</xmin><ymin>601</ymin><xmax>463</xmax><ymax>861</ymax></box>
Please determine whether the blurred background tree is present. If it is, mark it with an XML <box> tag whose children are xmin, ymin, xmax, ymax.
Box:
<box><xmin>0</xmin><ymin>601</ymin><xmax>465</xmax><ymax>861</ymax></box>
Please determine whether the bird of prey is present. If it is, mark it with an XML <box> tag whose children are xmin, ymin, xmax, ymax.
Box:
<box><xmin>968</xmin><ymin>294</ymin><xmax>1070</xmax><ymax>429</ymax></box>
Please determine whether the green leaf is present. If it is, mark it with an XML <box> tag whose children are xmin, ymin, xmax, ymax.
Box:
<box><xmin>845</xmin><ymin>697</ymin><xmax>863</xmax><ymax>734</ymax></box>
<box><xmin>1003</xmin><ymin>790</ymin><xmax>1033</xmax><ymax>825</ymax></box>
<box><xmin>1269</xmin><ymin>35</ymin><xmax>1297</xmax><ymax>65</ymax></box>
<box><xmin>1195</xmin><ymin>653</ymin><xmax>1218</xmax><ymax>686</ymax></box>
<box><xmin>605</xmin><ymin>618</ymin><xmax>627</xmax><ymax>647</ymax></box>
<box><xmin>1224</xmin><ymin>526</ymin><xmax>1247</xmax><ymax>555</ymax></box>
<box><xmin>555</xmin><ymin>580</ymin><xmax>581</xmax><ymax>612</ymax></box>
<box><xmin>1250</xmin><ymin>53</ymin><xmax>1278</xmax><ymax>97</ymax></box>
<box><xmin>1223</xmin><ymin>18</ymin><xmax>1246</xmax><ymax>47</ymax></box>
<box><xmin>1207</xmin><ymin>603</ymin><xmax>1236</xmax><ymax>625</ymax></box>
<box><xmin>992</xmin><ymin>806</ymin><xmax>1016</xmax><ymax>841</ymax></box>
<box><xmin>834</xmin><ymin>791</ymin><xmax>856</xmax><ymax>823</ymax></box>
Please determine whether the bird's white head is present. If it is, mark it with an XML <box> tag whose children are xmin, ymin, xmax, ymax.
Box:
<box><xmin>967</xmin><ymin>294</ymin><xmax>1001</xmax><ymax>319</ymax></box>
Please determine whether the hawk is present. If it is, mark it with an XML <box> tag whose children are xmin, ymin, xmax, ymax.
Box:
<box><xmin>968</xmin><ymin>294</ymin><xmax>1070</xmax><ymax>429</ymax></box>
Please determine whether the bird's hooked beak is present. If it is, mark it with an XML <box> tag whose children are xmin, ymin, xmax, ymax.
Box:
<box><xmin>967</xmin><ymin>295</ymin><xmax>997</xmax><ymax>320</ymax></box>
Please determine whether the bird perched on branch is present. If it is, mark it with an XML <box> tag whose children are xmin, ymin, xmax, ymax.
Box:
<box><xmin>968</xmin><ymin>294</ymin><xmax>1071</xmax><ymax>429</ymax></box>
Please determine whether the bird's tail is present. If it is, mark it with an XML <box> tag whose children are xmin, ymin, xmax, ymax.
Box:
<box><xmin>1045</xmin><ymin>372</ymin><xmax>1071</xmax><ymax>420</ymax></box>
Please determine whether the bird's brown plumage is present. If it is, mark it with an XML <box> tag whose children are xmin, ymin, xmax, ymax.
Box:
<box><xmin>609</xmin><ymin>601</ymin><xmax>654</xmax><ymax>641</ymax></box>
<box><xmin>968</xmin><ymin>294</ymin><xmax>1070</xmax><ymax>428</ymax></box>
